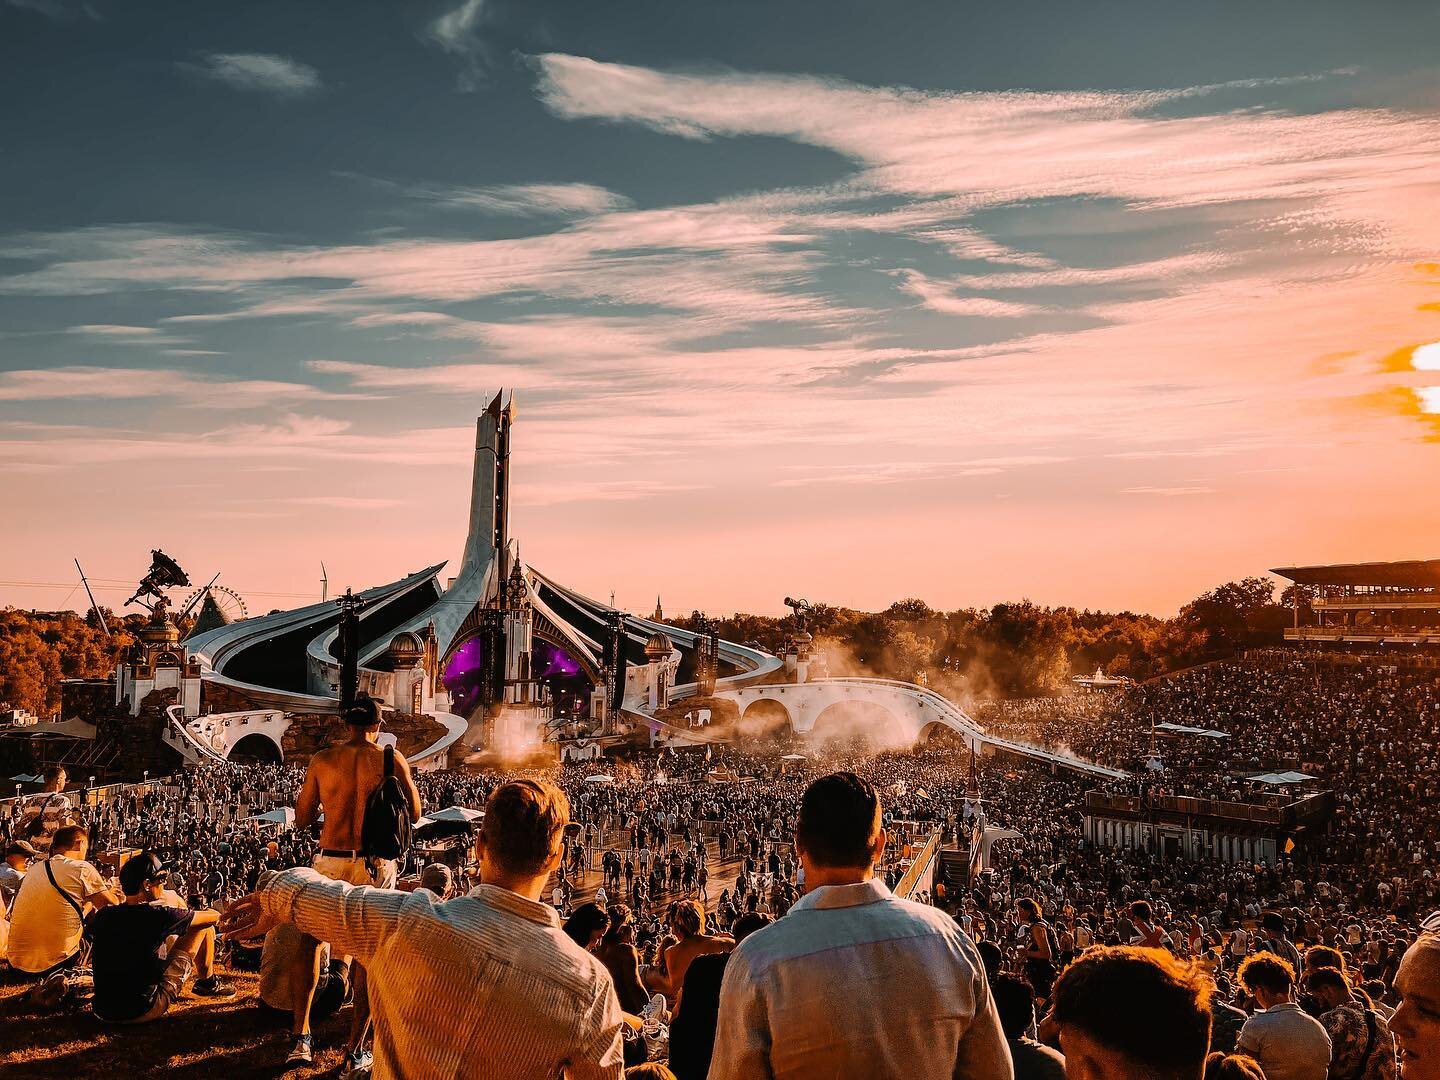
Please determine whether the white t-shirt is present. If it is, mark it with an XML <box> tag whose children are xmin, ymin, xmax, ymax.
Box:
<box><xmin>6</xmin><ymin>855</ymin><xmax>106</xmax><ymax>973</ymax></box>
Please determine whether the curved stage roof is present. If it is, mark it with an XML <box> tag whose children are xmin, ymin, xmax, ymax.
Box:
<box><xmin>185</xmin><ymin>396</ymin><xmax>776</xmax><ymax>712</ymax></box>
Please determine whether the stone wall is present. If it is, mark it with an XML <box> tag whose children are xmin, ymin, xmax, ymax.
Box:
<box><xmin>200</xmin><ymin>680</ymin><xmax>271</xmax><ymax>715</ymax></box>
<box><xmin>281</xmin><ymin>710</ymin><xmax>449</xmax><ymax>762</ymax></box>
<box><xmin>201</xmin><ymin>682</ymin><xmax>446</xmax><ymax>763</ymax></box>
<box><xmin>95</xmin><ymin>687</ymin><xmax>185</xmax><ymax>779</ymax></box>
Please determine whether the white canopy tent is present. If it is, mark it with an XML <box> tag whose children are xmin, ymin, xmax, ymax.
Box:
<box><xmin>1246</xmin><ymin>771</ymin><xmax>1317</xmax><ymax>785</ymax></box>
<box><xmin>425</xmin><ymin>805</ymin><xmax>485</xmax><ymax>823</ymax></box>
<box><xmin>245</xmin><ymin>807</ymin><xmax>295</xmax><ymax>826</ymax></box>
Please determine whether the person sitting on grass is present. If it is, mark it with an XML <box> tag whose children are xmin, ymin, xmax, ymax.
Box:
<box><xmin>7</xmin><ymin>824</ymin><xmax>117</xmax><ymax>979</ymax></box>
<box><xmin>87</xmin><ymin>849</ymin><xmax>234</xmax><ymax>1024</ymax></box>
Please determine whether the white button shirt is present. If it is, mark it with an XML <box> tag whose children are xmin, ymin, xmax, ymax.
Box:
<box><xmin>709</xmin><ymin>877</ymin><xmax>1013</xmax><ymax>1079</ymax></box>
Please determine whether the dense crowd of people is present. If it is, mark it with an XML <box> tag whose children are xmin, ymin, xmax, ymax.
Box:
<box><xmin>0</xmin><ymin>651</ymin><xmax>1437</xmax><ymax>1078</ymax></box>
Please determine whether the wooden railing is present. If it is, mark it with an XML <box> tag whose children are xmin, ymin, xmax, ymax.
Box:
<box><xmin>895</xmin><ymin>830</ymin><xmax>941</xmax><ymax>900</ymax></box>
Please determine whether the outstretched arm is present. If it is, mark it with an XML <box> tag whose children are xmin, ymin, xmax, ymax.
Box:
<box><xmin>219</xmin><ymin>868</ymin><xmax>408</xmax><ymax>967</ymax></box>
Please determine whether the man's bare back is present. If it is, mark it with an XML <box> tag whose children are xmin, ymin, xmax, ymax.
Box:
<box><xmin>296</xmin><ymin>735</ymin><xmax>421</xmax><ymax>851</ymax></box>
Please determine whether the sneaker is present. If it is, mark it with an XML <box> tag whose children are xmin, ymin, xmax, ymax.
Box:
<box><xmin>285</xmin><ymin>1034</ymin><xmax>314</xmax><ymax>1066</ymax></box>
<box><xmin>341</xmin><ymin>1047</ymin><xmax>373</xmax><ymax>1078</ymax></box>
<box><xmin>191</xmin><ymin>975</ymin><xmax>236</xmax><ymax>999</ymax></box>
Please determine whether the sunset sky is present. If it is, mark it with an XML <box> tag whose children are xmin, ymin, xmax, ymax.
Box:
<box><xmin>3</xmin><ymin>0</ymin><xmax>1438</xmax><ymax>619</ymax></box>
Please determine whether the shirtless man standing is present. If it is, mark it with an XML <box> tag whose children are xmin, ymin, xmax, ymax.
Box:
<box><xmin>287</xmin><ymin>696</ymin><xmax>421</xmax><ymax>1074</ymax></box>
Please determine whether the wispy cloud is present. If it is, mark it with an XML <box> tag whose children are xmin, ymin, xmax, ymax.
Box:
<box><xmin>289</xmin><ymin>496</ymin><xmax>402</xmax><ymax>510</ymax></box>
<box><xmin>408</xmin><ymin>181</ymin><xmax>630</xmax><ymax>217</ymax></box>
<box><xmin>1119</xmin><ymin>486</ymin><xmax>1216</xmax><ymax>497</ymax></box>
<box><xmin>0</xmin><ymin>366</ymin><xmax>356</xmax><ymax>406</ymax></box>
<box><xmin>771</xmin><ymin>456</ymin><xmax>1071</xmax><ymax>487</ymax></box>
<box><xmin>67</xmin><ymin>323</ymin><xmax>186</xmax><ymax>346</ymax></box>
<box><xmin>183</xmin><ymin>52</ymin><xmax>322</xmax><ymax>97</ymax></box>
<box><xmin>533</xmin><ymin>54</ymin><xmax>1440</xmax><ymax>252</ymax></box>
<box><xmin>5</xmin><ymin>0</ymin><xmax>101</xmax><ymax>20</ymax></box>
<box><xmin>422</xmin><ymin>0</ymin><xmax>493</xmax><ymax>91</ymax></box>
<box><xmin>335</xmin><ymin>172</ymin><xmax>630</xmax><ymax>217</ymax></box>
<box><xmin>896</xmin><ymin>272</ymin><xmax>1042</xmax><ymax>318</ymax></box>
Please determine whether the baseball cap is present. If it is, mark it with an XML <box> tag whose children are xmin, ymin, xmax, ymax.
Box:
<box><xmin>119</xmin><ymin>850</ymin><xmax>170</xmax><ymax>895</ymax></box>
<box><xmin>5</xmin><ymin>840</ymin><xmax>40</xmax><ymax>859</ymax></box>
<box><xmin>419</xmin><ymin>863</ymin><xmax>453</xmax><ymax>895</ymax></box>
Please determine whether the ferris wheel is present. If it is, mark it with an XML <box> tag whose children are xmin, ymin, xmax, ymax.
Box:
<box><xmin>180</xmin><ymin>584</ymin><xmax>249</xmax><ymax>623</ymax></box>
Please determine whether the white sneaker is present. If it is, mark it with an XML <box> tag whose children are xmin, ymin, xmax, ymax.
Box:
<box><xmin>341</xmin><ymin>1046</ymin><xmax>373</xmax><ymax>1078</ymax></box>
<box><xmin>285</xmin><ymin>1034</ymin><xmax>314</xmax><ymax>1066</ymax></box>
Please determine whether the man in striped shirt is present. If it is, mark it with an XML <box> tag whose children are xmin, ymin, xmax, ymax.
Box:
<box><xmin>221</xmin><ymin>779</ymin><xmax>626</xmax><ymax>1079</ymax></box>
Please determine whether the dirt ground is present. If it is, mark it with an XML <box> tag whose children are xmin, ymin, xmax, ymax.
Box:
<box><xmin>0</xmin><ymin>967</ymin><xmax>353</xmax><ymax>1079</ymax></box>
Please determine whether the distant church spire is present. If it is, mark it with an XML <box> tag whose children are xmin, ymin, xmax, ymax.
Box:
<box><xmin>653</xmin><ymin>594</ymin><xmax>664</xmax><ymax>621</ymax></box>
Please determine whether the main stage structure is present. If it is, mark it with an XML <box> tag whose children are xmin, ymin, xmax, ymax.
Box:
<box><xmin>32</xmin><ymin>392</ymin><xmax>1125</xmax><ymax>779</ymax></box>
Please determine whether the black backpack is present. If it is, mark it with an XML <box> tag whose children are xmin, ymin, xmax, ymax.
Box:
<box><xmin>360</xmin><ymin>745</ymin><xmax>412</xmax><ymax>861</ymax></box>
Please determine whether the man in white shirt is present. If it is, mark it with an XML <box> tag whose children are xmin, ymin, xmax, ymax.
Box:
<box><xmin>1237</xmin><ymin>952</ymin><xmax>1332</xmax><ymax>1080</ymax></box>
<box><xmin>710</xmin><ymin>772</ymin><xmax>1011</xmax><ymax>1080</ymax></box>
<box><xmin>7</xmin><ymin>825</ymin><xmax>119</xmax><ymax>976</ymax></box>
<box><xmin>221</xmin><ymin>779</ymin><xmax>625</xmax><ymax>1080</ymax></box>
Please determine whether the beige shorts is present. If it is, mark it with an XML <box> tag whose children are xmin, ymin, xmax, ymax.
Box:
<box><xmin>103</xmin><ymin>950</ymin><xmax>194</xmax><ymax>1025</ymax></box>
<box><xmin>313</xmin><ymin>854</ymin><xmax>398</xmax><ymax>889</ymax></box>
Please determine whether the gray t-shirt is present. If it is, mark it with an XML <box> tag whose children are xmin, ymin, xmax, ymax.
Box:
<box><xmin>1009</xmin><ymin>1037</ymin><xmax>1066</xmax><ymax>1080</ymax></box>
<box><xmin>0</xmin><ymin>863</ymin><xmax>24</xmax><ymax>907</ymax></box>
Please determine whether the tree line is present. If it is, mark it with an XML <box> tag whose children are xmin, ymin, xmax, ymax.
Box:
<box><xmin>0</xmin><ymin>576</ymin><xmax>1298</xmax><ymax>716</ymax></box>
<box><xmin>677</xmin><ymin>576</ymin><xmax>1296</xmax><ymax>698</ymax></box>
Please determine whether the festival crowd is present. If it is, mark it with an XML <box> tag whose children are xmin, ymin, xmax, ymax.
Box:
<box><xmin>0</xmin><ymin>652</ymin><xmax>1436</xmax><ymax>1079</ymax></box>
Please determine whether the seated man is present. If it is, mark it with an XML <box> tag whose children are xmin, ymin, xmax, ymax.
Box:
<box><xmin>7</xmin><ymin>825</ymin><xmax>118</xmax><ymax>978</ymax></box>
<box><xmin>88</xmin><ymin>850</ymin><xmax>234</xmax><ymax>1024</ymax></box>
<box><xmin>417</xmin><ymin>862</ymin><xmax>454</xmax><ymax>901</ymax></box>
<box><xmin>258</xmin><ymin>922</ymin><xmax>350</xmax><ymax>1025</ymax></box>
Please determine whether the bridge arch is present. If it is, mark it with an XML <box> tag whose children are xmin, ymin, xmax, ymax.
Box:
<box><xmin>229</xmin><ymin>731</ymin><xmax>283</xmax><ymax>764</ymax></box>
<box><xmin>917</xmin><ymin>720</ymin><xmax>971</xmax><ymax>749</ymax></box>
<box><xmin>808</xmin><ymin>699</ymin><xmax>908</xmax><ymax>750</ymax></box>
<box><xmin>739</xmin><ymin>698</ymin><xmax>792</xmax><ymax>743</ymax></box>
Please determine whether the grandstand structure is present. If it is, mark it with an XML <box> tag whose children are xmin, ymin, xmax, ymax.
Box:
<box><xmin>1272</xmin><ymin>559</ymin><xmax>1440</xmax><ymax>647</ymax></box>
<box><xmin>1083</xmin><ymin>788</ymin><xmax>1334</xmax><ymax>865</ymax></box>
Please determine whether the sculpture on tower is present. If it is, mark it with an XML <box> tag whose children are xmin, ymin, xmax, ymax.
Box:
<box><xmin>125</xmin><ymin>550</ymin><xmax>192</xmax><ymax>613</ymax></box>
<box><xmin>116</xmin><ymin>552</ymin><xmax>202</xmax><ymax>717</ymax></box>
